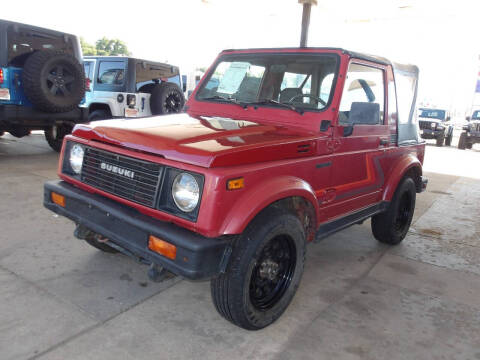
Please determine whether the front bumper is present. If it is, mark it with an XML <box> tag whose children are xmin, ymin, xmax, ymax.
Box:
<box><xmin>420</xmin><ymin>129</ymin><xmax>444</xmax><ymax>139</ymax></box>
<box><xmin>44</xmin><ymin>180</ymin><xmax>231</xmax><ymax>280</ymax></box>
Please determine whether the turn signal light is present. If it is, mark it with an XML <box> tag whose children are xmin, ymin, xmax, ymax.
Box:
<box><xmin>227</xmin><ymin>177</ymin><xmax>244</xmax><ymax>190</ymax></box>
<box><xmin>148</xmin><ymin>235</ymin><xmax>176</xmax><ymax>260</ymax></box>
<box><xmin>0</xmin><ymin>68</ymin><xmax>4</xmax><ymax>84</ymax></box>
<box><xmin>51</xmin><ymin>192</ymin><xmax>66</xmax><ymax>207</ymax></box>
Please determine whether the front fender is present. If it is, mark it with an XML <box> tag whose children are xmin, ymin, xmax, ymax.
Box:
<box><xmin>382</xmin><ymin>154</ymin><xmax>422</xmax><ymax>201</ymax></box>
<box><xmin>219</xmin><ymin>176</ymin><xmax>319</xmax><ymax>235</ymax></box>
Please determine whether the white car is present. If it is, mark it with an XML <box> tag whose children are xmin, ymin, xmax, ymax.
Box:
<box><xmin>82</xmin><ymin>56</ymin><xmax>185</xmax><ymax>121</ymax></box>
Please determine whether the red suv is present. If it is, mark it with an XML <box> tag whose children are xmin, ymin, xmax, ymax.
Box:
<box><xmin>44</xmin><ymin>48</ymin><xmax>427</xmax><ymax>330</ymax></box>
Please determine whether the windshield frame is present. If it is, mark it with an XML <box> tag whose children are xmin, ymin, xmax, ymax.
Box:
<box><xmin>195</xmin><ymin>52</ymin><xmax>340</xmax><ymax>114</ymax></box>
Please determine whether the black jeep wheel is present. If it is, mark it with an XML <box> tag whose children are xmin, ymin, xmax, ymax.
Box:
<box><xmin>211</xmin><ymin>207</ymin><xmax>305</xmax><ymax>330</ymax></box>
<box><xmin>8</xmin><ymin>127</ymin><xmax>31</xmax><ymax>138</ymax></box>
<box><xmin>445</xmin><ymin>132</ymin><xmax>453</xmax><ymax>146</ymax></box>
<box><xmin>371</xmin><ymin>177</ymin><xmax>416</xmax><ymax>245</ymax></box>
<box><xmin>88</xmin><ymin>109</ymin><xmax>111</xmax><ymax>122</ymax></box>
<box><xmin>150</xmin><ymin>83</ymin><xmax>185</xmax><ymax>115</ymax></box>
<box><xmin>458</xmin><ymin>132</ymin><xmax>467</xmax><ymax>150</ymax></box>
<box><xmin>23</xmin><ymin>50</ymin><xmax>85</xmax><ymax>113</ymax></box>
<box><xmin>44</xmin><ymin>124</ymin><xmax>73</xmax><ymax>152</ymax></box>
<box><xmin>435</xmin><ymin>134</ymin><xmax>444</xmax><ymax>147</ymax></box>
<box><xmin>466</xmin><ymin>142</ymin><xmax>473</xmax><ymax>149</ymax></box>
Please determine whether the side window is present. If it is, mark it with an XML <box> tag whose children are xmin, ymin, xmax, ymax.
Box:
<box><xmin>97</xmin><ymin>61</ymin><xmax>125</xmax><ymax>85</ymax></box>
<box><xmin>339</xmin><ymin>63</ymin><xmax>385</xmax><ymax>125</ymax></box>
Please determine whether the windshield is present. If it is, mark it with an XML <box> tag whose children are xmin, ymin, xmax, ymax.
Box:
<box><xmin>196</xmin><ymin>53</ymin><xmax>338</xmax><ymax>112</ymax></box>
<box><xmin>472</xmin><ymin>110</ymin><xmax>480</xmax><ymax>120</ymax></box>
<box><xmin>419</xmin><ymin>109</ymin><xmax>446</xmax><ymax>120</ymax></box>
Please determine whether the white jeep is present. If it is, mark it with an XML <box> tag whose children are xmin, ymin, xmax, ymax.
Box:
<box><xmin>82</xmin><ymin>56</ymin><xmax>185</xmax><ymax>121</ymax></box>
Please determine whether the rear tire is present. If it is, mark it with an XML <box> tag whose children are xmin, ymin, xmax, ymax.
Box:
<box><xmin>22</xmin><ymin>50</ymin><xmax>85</xmax><ymax>113</ymax></box>
<box><xmin>45</xmin><ymin>124</ymin><xmax>73</xmax><ymax>152</ymax></box>
<box><xmin>211</xmin><ymin>207</ymin><xmax>305</xmax><ymax>330</ymax></box>
<box><xmin>458</xmin><ymin>132</ymin><xmax>467</xmax><ymax>150</ymax></box>
<box><xmin>371</xmin><ymin>177</ymin><xmax>416</xmax><ymax>245</ymax></box>
<box><xmin>466</xmin><ymin>142</ymin><xmax>473</xmax><ymax>149</ymax></box>
<box><xmin>150</xmin><ymin>83</ymin><xmax>185</xmax><ymax>115</ymax></box>
<box><xmin>88</xmin><ymin>109</ymin><xmax>111</xmax><ymax>121</ymax></box>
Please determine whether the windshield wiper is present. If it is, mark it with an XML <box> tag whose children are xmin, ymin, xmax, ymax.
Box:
<box><xmin>247</xmin><ymin>99</ymin><xmax>304</xmax><ymax>115</ymax></box>
<box><xmin>199</xmin><ymin>95</ymin><xmax>247</xmax><ymax>109</ymax></box>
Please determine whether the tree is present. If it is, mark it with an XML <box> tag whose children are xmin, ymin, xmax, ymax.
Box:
<box><xmin>80</xmin><ymin>37</ymin><xmax>97</xmax><ymax>56</ymax></box>
<box><xmin>95</xmin><ymin>37</ymin><xmax>130</xmax><ymax>56</ymax></box>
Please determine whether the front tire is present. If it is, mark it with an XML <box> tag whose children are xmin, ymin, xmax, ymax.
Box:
<box><xmin>458</xmin><ymin>132</ymin><xmax>467</xmax><ymax>150</ymax></box>
<box><xmin>88</xmin><ymin>109</ymin><xmax>111</xmax><ymax>122</ymax></box>
<box><xmin>371</xmin><ymin>177</ymin><xmax>416</xmax><ymax>245</ymax></box>
<box><xmin>436</xmin><ymin>135</ymin><xmax>444</xmax><ymax>147</ymax></box>
<box><xmin>445</xmin><ymin>132</ymin><xmax>453</xmax><ymax>146</ymax></box>
<box><xmin>211</xmin><ymin>207</ymin><xmax>306</xmax><ymax>330</ymax></box>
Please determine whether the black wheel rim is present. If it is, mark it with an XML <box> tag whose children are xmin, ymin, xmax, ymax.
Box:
<box><xmin>249</xmin><ymin>235</ymin><xmax>296</xmax><ymax>311</ymax></box>
<box><xmin>164</xmin><ymin>91</ymin><xmax>182</xmax><ymax>113</ymax></box>
<box><xmin>394</xmin><ymin>192</ymin><xmax>412</xmax><ymax>232</ymax></box>
<box><xmin>46</xmin><ymin>64</ymin><xmax>76</xmax><ymax>98</ymax></box>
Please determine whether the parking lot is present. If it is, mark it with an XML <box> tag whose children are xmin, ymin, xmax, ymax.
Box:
<box><xmin>1</xmin><ymin>132</ymin><xmax>479</xmax><ymax>360</ymax></box>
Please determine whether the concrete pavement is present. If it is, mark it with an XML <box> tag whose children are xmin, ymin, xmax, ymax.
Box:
<box><xmin>0</xmin><ymin>133</ymin><xmax>479</xmax><ymax>360</ymax></box>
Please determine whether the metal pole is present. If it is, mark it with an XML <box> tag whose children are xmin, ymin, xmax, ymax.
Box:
<box><xmin>299</xmin><ymin>0</ymin><xmax>317</xmax><ymax>47</ymax></box>
<box><xmin>300</xmin><ymin>3</ymin><xmax>311</xmax><ymax>47</ymax></box>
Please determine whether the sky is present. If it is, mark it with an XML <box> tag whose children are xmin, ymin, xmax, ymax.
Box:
<box><xmin>3</xmin><ymin>0</ymin><xmax>480</xmax><ymax>115</ymax></box>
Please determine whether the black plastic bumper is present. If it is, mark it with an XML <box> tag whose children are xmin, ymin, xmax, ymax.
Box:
<box><xmin>43</xmin><ymin>180</ymin><xmax>232</xmax><ymax>280</ymax></box>
<box><xmin>420</xmin><ymin>129</ymin><xmax>443</xmax><ymax>139</ymax></box>
<box><xmin>0</xmin><ymin>104</ymin><xmax>87</xmax><ymax>129</ymax></box>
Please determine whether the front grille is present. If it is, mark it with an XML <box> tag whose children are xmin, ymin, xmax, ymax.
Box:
<box><xmin>81</xmin><ymin>147</ymin><xmax>162</xmax><ymax>207</ymax></box>
<box><xmin>419</xmin><ymin>121</ymin><xmax>431</xmax><ymax>130</ymax></box>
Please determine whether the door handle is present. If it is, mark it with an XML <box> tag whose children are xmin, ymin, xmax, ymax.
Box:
<box><xmin>379</xmin><ymin>139</ymin><xmax>389</xmax><ymax>146</ymax></box>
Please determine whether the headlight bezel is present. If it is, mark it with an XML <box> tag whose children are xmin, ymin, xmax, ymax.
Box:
<box><xmin>62</xmin><ymin>141</ymin><xmax>85</xmax><ymax>179</ymax></box>
<box><xmin>171</xmin><ymin>172</ymin><xmax>200</xmax><ymax>213</ymax></box>
<box><xmin>69</xmin><ymin>143</ymin><xmax>85</xmax><ymax>174</ymax></box>
<box><xmin>157</xmin><ymin>167</ymin><xmax>204</xmax><ymax>222</ymax></box>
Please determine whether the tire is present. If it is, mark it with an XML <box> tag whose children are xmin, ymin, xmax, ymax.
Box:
<box><xmin>211</xmin><ymin>207</ymin><xmax>306</xmax><ymax>330</ymax></box>
<box><xmin>88</xmin><ymin>109</ymin><xmax>111</xmax><ymax>122</ymax></box>
<box><xmin>150</xmin><ymin>83</ymin><xmax>185</xmax><ymax>115</ymax></box>
<box><xmin>435</xmin><ymin>135</ymin><xmax>444</xmax><ymax>147</ymax></box>
<box><xmin>371</xmin><ymin>177</ymin><xmax>416</xmax><ymax>245</ymax></box>
<box><xmin>84</xmin><ymin>236</ymin><xmax>119</xmax><ymax>254</ymax></box>
<box><xmin>445</xmin><ymin>132</ymin><xmax>453</xmax><ymax>146</ymax></box>
<box><xmin>458</xmin><ymin>132</ymin><xmax>467</xmax><ymax>150</ymax></box>
<box><xmin>22</xmin><ymin>50</ymin><xmax>85</xmax><ymax>113</ymax></box>
<box><xmin>44</xmin><ymin>124</ymin><xmax>73</xmax><ymax>152</ymax></box>
<box><xmin>466</xmin><ymin>142</ymin><xmax>473</xmax><ymax>149</ymax></box>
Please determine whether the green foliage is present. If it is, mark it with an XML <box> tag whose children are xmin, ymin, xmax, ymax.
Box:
<box><xmin>80</xmin><ymin>37</ymin><xmax>131</xmax><ymax>56</ymax></box>
<box><xmin>95</xmin><ymin>37</ymin><xmax>130</xmax><ymax>56</ymax></box>
<box><xmin>80</xmin><ymin>37</ymin><xmax>97</xmax><ymax>56</ymax></box>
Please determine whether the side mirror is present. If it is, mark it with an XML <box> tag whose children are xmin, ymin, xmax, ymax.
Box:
<box><xmin>343</xmin><ymin>124</ymin><xmax>354</xmax><ymax>137</ymax></box>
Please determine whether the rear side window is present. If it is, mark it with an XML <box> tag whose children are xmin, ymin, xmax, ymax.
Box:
<box><xmin>7</xmin><ymin>25</ymin><xmax>74</xmax><ymax>67</ymax></box>
<box><xmin>97</xmin><ymin>61</ymin><xmax>125</xmax><ymax>85</ymax></box>
<box><xmin>339</xmin><ymin>63</ymin><xmax>385</xmax><ymax>125</ymax></box>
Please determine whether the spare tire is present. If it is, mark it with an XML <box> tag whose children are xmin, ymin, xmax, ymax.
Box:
<box><xmin>150</xmin><ymin>82</ymin><xmax>185</xmax><ymax>115</ymax></box>
<box><xmin>23</xmin><ymin>50</ymin><xmax>85</xmax><ymax>113</ymax></box>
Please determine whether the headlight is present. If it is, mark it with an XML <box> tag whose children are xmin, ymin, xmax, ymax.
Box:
<box><xmin>172</xmin><ymin>173</ymin><xmax>200</xmax><ymax>212</ymax></box>
<box><xmin>430</xmin><ymin>122</ymin><xmax>436</xmax><ymax>129</ymax></box>
<box><xmin>69</xmin><ymin>144</ymin><xmax>85</xmax><ymax>174</ymax></box>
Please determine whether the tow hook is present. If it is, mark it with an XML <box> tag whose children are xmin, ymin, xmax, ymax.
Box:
<box><xmin>148</xmin><ymin>264</ymin><xmax>169</xmax><ymax>282</ymax></box>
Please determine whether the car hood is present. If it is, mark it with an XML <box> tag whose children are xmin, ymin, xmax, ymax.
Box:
<box><xmin>72</xmin><ymin>113</ymin><xmax>320</xmax><ymax>168</ymax></box>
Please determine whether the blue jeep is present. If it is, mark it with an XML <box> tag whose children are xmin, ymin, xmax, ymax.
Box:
<box><xmin>0</xmin><ymin>19</ymin><xmax>87</xmax><ymax>151</ymax></box>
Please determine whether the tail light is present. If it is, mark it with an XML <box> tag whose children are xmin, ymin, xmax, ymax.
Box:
<box><xmin>85</xmin><ymin>78</ymin><xmax>91</xmax><ymax>91</ymax></box>
<box><xmin>0</xmin><ymin>68</ymin><xmax>4</xmax><ymax>84</ymax></box>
